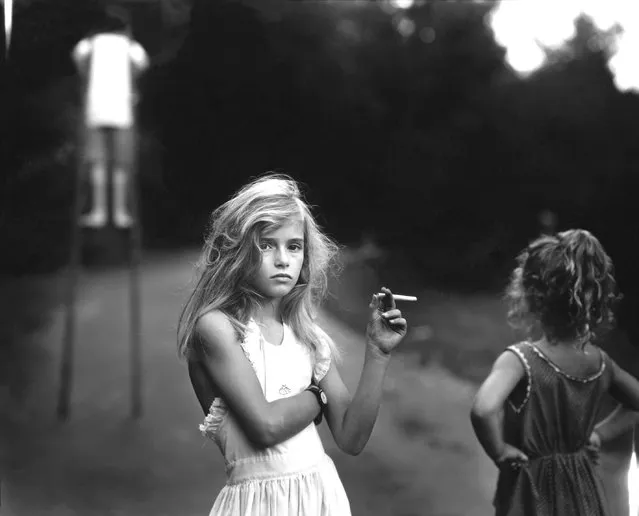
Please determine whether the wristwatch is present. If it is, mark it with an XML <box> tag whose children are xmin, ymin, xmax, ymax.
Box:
<box><xmin>306</xmin><ymin>383</ymin><xmax>328</xmax><ymax>425</ymax></box>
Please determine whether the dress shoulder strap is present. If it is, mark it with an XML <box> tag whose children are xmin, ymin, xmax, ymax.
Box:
<box><xmin>505</xmin><ymin>342</ymin><xmax>533</xmax><ymax>413</ymax></box>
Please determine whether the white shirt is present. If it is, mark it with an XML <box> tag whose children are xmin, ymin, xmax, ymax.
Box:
<box><xmin>73</xmin><ymin>33</ymin><xmax>149</xmax><ymax>128</ymax></box>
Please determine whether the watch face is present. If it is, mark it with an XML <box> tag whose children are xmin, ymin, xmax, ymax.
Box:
<box><xmin>320</xmin><ymin>391</ymin><xmax>328</xmax><ymax>405</ymax></box>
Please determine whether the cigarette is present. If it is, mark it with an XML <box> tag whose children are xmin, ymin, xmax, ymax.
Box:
<box><xmin>377</xmin><ymin>293</ymin><xmax>417</xmax><ymax>302</ymax></box>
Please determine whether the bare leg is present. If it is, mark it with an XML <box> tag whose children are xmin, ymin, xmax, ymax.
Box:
<box><xmin>113</xmin><ymin>167</ymin><xmax>133</xmax><ymax>228</ymax></box>
<box><xmin>79</xmin><ymin>162</ymin><xmax>107</xmax><ymax>228</ymax></box>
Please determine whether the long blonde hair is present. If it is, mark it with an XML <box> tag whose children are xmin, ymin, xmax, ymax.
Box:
<box><xmin>177</xmin><ymin>173</ymin><xmax>341</xmax><ymax>360</ymax></box>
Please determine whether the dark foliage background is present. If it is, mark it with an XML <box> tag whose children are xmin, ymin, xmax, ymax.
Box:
<box><xmin>1</xmin><ymin>0</ymin><xmax>638</xmax><ymax>320</ymax></box>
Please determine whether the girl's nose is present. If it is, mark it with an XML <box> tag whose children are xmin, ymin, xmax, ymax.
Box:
<box><xmin>275</xmin><ymin>247</ymin><xmax>289</xmax><ymax>266</ymax></box>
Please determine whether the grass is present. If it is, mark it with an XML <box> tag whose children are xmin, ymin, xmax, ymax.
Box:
<box><xmin>0</xmin><ymin>257</ymin><xmax>228</xmax><ymax>515</ymax></box>
<box><xmin>0</xmin><ymin>273</ymin><xmax>64</xmax><ymax>431</ymax></box>
<box><xmin>0</xmin><ymin>249</ymin><xmax>500</xmax><ymax>516</ymax></box>
<box><xmin>324</xmin><ymin>248</ymin><xmax>639</xmax><ymax>516</ymax></box>
<box><xmin>2</xmin><ymin>247</ymin><xmax>635</xmax><ymax>515</ymax></box>
<box><xmin>324</xmin><ymin>248</ymin><xmax>516</xmax><ymax>384</ymax></box>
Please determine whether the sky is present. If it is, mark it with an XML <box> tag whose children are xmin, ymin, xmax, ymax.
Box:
<box><xmin>488</xmin><ymin>0</ymin><xmax>639</xmax><ymax>92</ymax></box>
<box><xmin>4</xmin><ymin>0</ymin><xmax>13</xmax><ymax>53</ymax></box>
<box><xmin>5</xmin><ymin>0</ymin><xmax>638</xmax><ymax>94</ymax></box>
<box><xmin>384</xmin><ymin>0</ymin><xmax>639</xmax><ymax>93</ymax></box>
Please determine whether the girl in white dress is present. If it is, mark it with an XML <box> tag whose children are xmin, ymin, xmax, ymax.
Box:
<box><xmin>177</xmin><ymin>174</ymin><xmax>408</xmax><ymax>515</ymax></box>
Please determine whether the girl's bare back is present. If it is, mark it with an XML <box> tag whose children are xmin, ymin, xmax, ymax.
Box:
<box><xmin>533</xmin><ymin>340</ymin><xmax>605</xmax><ymax>380</ymax></box>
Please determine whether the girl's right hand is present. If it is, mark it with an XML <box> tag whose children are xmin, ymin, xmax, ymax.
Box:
<box><xmin>366</xmin><ymin>287</ymin><xmax>407</xmax><ymax>356</ymax></box>
<box><xmin>495</xmin><ymin>444</ymin><xmax>529</xmax><ymax>470</ymax></box>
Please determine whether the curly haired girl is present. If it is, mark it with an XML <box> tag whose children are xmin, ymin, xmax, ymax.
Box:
<box><xmin>471</xmin><ymin>229</ymin><xmax>639</xmax><ymax>515</ymax></box>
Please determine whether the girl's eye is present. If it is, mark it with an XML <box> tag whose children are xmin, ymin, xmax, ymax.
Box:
<box><xmin>259</xmin><ymin>242</ymin><xmax>272</xmax><ymax>251</ymax></box>
<box><xmin>289</xmin><ymin>244</ymin><xmax>303</xmax><ymax>252</ymax></box>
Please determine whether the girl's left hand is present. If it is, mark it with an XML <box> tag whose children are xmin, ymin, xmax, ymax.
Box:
<box><xmin>586</xmin><ymin>431</ymin><xmax>602</xmax><ymax>465</ymax></box>
<box><xmin>366</xmin><ymin>287</ymin><xmax>408</xmax><ymax>355</ymax></box>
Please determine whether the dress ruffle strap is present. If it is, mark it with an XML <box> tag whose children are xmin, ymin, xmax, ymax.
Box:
<box><xmin>313</xmin><ymin>326</ymin><xmax>333</xmax><ymax>383</ymax></box>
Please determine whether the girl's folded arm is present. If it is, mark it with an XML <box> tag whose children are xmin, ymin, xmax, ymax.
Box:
<box><xmin>195</xmin><ymin>311</ymin><xmax>319</xmax><ymax>448</ymax></box>
<box><xmin>609</xmin><ymin>359</ymin><xmax>639</xmax><ymax>413</ymax></box>
<box><xmin>470</xmin><ymin>351</ymin><xmax>525</xmax><ymax>462</ymax></box>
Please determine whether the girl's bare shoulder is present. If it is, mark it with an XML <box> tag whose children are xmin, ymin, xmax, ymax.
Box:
<box><xmin>495</xmin><ymin>347</ymin><xmax>527</xmax><ymax>374</ymax></box>
<box><xmin>195</xmin><ymin>310</ymin><xmax>238</xmax><ymax>353</ymax></box>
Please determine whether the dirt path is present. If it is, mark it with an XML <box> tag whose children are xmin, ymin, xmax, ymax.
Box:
<box><xmin>317</xmin><ymin>311</ymin><xmax>496</xmax><ymax>516</ymax></box>
<box><xmin>2</xmin><ymin>250</ymin><xmax>496</xmax><ymax>516</ymax></box>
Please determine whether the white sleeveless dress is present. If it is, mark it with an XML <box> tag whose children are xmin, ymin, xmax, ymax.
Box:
<box><xmin>199</xmin><ymin>320</ymin><xmax>352</xmax><ymax>516</ymax></box>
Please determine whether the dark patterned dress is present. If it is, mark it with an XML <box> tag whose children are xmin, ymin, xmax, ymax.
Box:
<box><xmin>493</xmin><ymin>341</ymin><xmax>612</xmax><ymax>516</ymax></box>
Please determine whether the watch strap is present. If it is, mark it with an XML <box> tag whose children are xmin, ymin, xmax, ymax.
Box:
<box><xmin>306</xmin><ymin>384</ymin><xmax>327</xmax><ymax>425</ymax></box>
